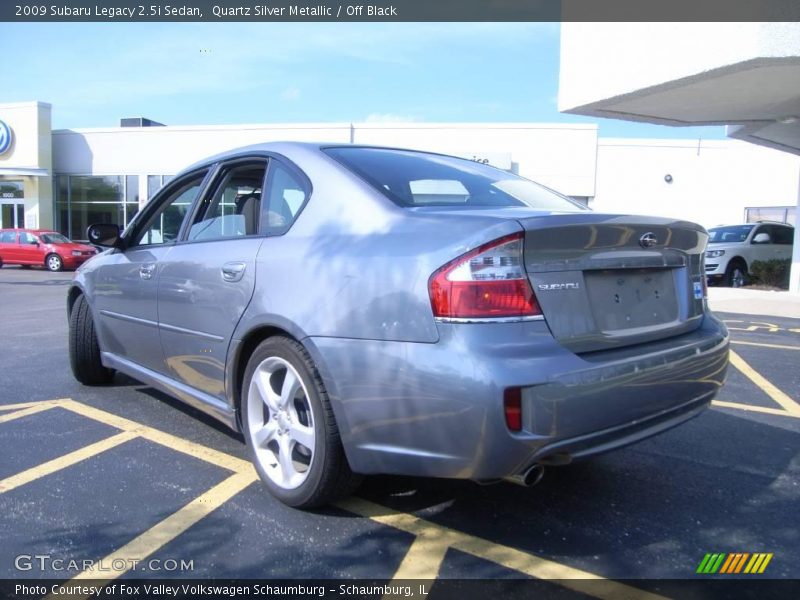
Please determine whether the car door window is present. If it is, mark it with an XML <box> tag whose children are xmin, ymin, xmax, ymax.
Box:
<box><xmin>134</xmin><ymin>171</ymin><xmax>207</xmax><ymax>246</ymax></box>
<box><xmin>188</xmin><ymin>162</ymin><xmax>266</xmax><ymax>241</ymax></box>
<box><xmin>0</xmin><ymin>231</ymin><xmax>15</xmax><ymax>243</ymax></box>
<box><xmin>262</xmin><ymin>161</ymin><xmax>308</xmax><ymax>234</ymax></box>
<box><xmin>20</xmin><ymin>232</ymin><xmax>37</xmax><ymax>245</ymax></box>
<box><xmin>751</xmin><ymin>225</ymin><xmax>772</xmax><ymax>244</ymax></box>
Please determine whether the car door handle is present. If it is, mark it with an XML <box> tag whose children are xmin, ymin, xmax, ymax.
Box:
<box><xmin>139</xmin><ymin>264</ymin><xmax>156</xmax><ymax>280</ymax></box>
<box><xmin>221</xmin><ymin>262</ymin><xmax>246</xmax><ymax>282</ymax></box>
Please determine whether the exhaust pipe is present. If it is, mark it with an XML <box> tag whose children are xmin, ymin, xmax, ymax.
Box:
<box><xmin>503</xmin><ymin>464</ymin><xmax>545</xmax><ymax>488</ymax></box>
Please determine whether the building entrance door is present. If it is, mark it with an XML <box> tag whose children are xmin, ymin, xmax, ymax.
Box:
<box><xmin>0</xmin><ymin>202</ymin><xmax>25</xmax><ymax>229</ymax></box>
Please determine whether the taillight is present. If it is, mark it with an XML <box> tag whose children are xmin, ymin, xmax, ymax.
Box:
<box><xmin>429</xmin><ymin>232</ymin><xmax>541</xmax><ymax>319</ymax></box>
<box><xmin>504</xmin><ymin>387</ymin><xmax>522</xmax><ymax>432</ymax></box>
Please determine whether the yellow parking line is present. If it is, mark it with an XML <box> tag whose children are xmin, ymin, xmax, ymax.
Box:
<box><xmin>386</xmin><ymin>534</ymin><xmax>451</xmax><ymax>581</ymax></box>
<box><xmin>731</xmin><ymin>340</ymin><xmax>800</xmax><ymax>351</ymax></box>
<box><xmin>712</xmin><ymin>400</ymin><xmax>799</xmax><ymax>418</ymax></box>
<box><xmin>338</xmin><ymin>498</ymin><xmax>666</xmax><ymax>600</ymax></box>
<box><xmin>729</xmin><ymin>351</ymin><xmax>800</xmax><ymax>416</ymax></box>
<box><xmin>0</xmin><ymin>431</ymin><xmax>138</xmax><ymax>494</ymax></box>
<box><xmin>68</xmin><ymin>470</ymin><xmax>257</xmax><ymax>584</ymax></box>
<box><xmin>0</xmin><ymin>398</ymin><xmax>68</xmax><ymax>412</ymax></box>
<box><xmin>59</xmin><ymin>399</ymin><xmax>253</xmax><ymax>473</ymax></box>
<box><xmin>0</xmin><ymin>403</ymin><xmax>58</xmax><ymax>424</ymax></box>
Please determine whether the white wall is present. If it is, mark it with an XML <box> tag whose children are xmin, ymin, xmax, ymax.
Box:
<box><xmin>52</xmin><ymin>122</ymin><xmax>599</xmax><ymax>200</ymax></box>
<box><xmin>593</xmin><ymin>138</ymin><xmax>800</xmax><ymax>228</ymax></box>
<box><xmin>52</xmin><ymin>123</ymin><xmax>353</xmax><ymax>176</ymax></box>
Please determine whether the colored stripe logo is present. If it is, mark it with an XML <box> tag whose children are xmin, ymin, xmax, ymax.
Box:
<box><xmin>697</xmin><ymin>552</ymin><xmax>773</xmax><ymax>574</ymax></box>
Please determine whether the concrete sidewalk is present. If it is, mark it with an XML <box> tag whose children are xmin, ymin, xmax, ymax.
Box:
<box><xmin>707</xmin><ymin>287</ymin><xmax>800</xmax><ymax>319</ymax></box>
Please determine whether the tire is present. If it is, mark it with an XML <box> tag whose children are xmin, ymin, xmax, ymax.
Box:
<box><xmin>69</xmin><ymin>294</ymin><xmax>114</xmax><ymax>385</ymax></box>
<box><xmin>725</xmin><ymin>260</ymin><xmax>747</xmax><ymax>288</ymax></box>
<box><xmin>242</xmin><ymin>336</ymin><xmax>360</xmax><ymax>508</ymax></box>
<box><xmin>46</xmin><ymin>253</ymin><xmax>63</xmax><ymax>272</ymax></box>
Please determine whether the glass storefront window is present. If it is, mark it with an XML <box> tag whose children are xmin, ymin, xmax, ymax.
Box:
<box><xmin>147</xmin><ymin>174</ymin><xmax>172</xmax><ymax>201</ymax></box>
<box><xmin>53</xmin><ymin>174</ymin><xmax>143</xmax><ymax>240</ymax></box>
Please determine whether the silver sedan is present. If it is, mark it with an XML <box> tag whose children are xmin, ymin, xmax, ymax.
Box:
<box><xmin>68</xmin><ymin>143</ymin><xmax>729</xmax><ymax>507</ymax></box>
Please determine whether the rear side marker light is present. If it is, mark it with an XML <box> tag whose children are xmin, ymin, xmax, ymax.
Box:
<box><xmin>504</xmin><ymin>387</ymin><xmax>522</xmax><ymax>432</ymax></box>
<box><xmin>429</xmin><ymin>233</ymin><xmax>542</xmax><ymax>320</ymax></box>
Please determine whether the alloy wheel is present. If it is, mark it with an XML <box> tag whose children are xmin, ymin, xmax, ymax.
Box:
<box><xmin>246</xmin><ymin>356</ymin><xmax>316</xmax><ymax>490</ymax></box>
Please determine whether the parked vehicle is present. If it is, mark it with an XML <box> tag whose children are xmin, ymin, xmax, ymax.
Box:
<box><xmin>705</xmin><ymin>222</ymin><xmax>794</xmax><ymax>287</ymax></box>
<box><xmin>67</xmin><ymin>143</ymin><xmax>729</xmax><ymax>507</ymax></box>
<box><xmin>0</xmin><ymin>229</ymin><xmax>98</xmax><ymax>271</ymax></box>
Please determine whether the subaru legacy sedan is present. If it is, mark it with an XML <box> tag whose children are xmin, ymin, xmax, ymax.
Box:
<box><xmin>68</xmin><ymin>143</ymin><xmax>729</xmax><ymax>507</ymax></box>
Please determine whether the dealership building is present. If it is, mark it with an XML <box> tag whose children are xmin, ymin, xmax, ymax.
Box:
<box><xmin>1</xmin><ymin>99</ymin><xmax>798</xmax><ymax>246</ymax></box>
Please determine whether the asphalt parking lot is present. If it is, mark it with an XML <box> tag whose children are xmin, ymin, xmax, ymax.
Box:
<box><xmin>1</xmin><ymin>266</ymin><xmax>798</xmax><ymax>596</ymax></box>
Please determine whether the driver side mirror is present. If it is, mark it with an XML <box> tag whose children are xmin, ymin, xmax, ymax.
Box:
<box><xmin>87</xmin><ymin>223</ymin><xmax>122</xmax><ymax>248</ymax></box>
<box><xmin>752</xmin><ymin>232</ymin><xmax>771</xmax><ymax>244</ymax></box>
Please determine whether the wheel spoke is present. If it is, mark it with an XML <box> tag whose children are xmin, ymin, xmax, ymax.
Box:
<box><xmin>279</xmin><ymin>369</ymin><xmax>300</xmax><ymax>409</ymax></box>
<box><xmin>253</xmin><ymin>420</ymin><xmax>278</xmax><ymax>448</ymax></box>
<box><xmin>277</xmin><ymin>435</ymin><xmax>297</xmax><ymax>485</ymax></box>
<box><xmin>254</xmin><ymin>369</ymin><xmax>280</xmax><ymax>412</ymax></box>
<box><xmin>289</xmin><ymin>422</ymin><xmax>315</xmax><ymax>453</ymax></box>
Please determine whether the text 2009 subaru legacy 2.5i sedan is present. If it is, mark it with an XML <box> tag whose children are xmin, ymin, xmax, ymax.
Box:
<box><xmin>68</xmin><ymin>143</ymin><xmax>729</xmax><ymax>507</ymax></box>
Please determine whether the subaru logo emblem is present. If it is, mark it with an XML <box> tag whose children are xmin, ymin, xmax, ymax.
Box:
<box><xmin>639</xmin><ymin>232</ymin><xmax>658</xmax><ymax>248</ymax></box>
<box><xmin>0</xmin><ymin>120</ymin><xmax>12</xmax><ymax>156</ymax></box>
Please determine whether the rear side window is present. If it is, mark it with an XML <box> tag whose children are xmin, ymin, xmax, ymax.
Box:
<box><xmin>0</xmin><ymin>231</ymin><xmax>17</xmax><ymax>243</ymax></box>
<box><xmin>772</xmin><ymin>225</ymin><xmax>794</xmax><ymax>245</ymax></box>
<box><xmin>323</xmin><ymin>146</ymin><xmax>586</xmax><ymax>211</ymax></box>
<box><xmin>262</xmin><ymin>161</ymin><xmax>308</xmax><ymax>234</ymax></box>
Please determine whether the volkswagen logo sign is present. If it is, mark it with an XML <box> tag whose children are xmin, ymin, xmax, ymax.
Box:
<box><xmin>0</xmin><ymin>120</ymin><xmax>12</xmax><ymax>156</ymax></box>
<box><xmin>639</xmin><ymin>232</ymin><xmax>658</xmax><ymax>248</ymax></box>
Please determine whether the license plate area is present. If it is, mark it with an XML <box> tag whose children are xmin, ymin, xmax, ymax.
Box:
<box><xmin>585</xmin><ymin>268</ymin><xmax>677</xmax><ymax>332</ymax></box>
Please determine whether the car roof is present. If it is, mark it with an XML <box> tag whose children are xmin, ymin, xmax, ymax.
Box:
<box><xmin>175</xmin><ymin>141</ymin><xmax>479</xmax><ymax>179</ymax></box>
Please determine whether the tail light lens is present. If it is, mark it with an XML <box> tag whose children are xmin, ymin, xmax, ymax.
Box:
<box><xmin>429</xmin><ymin>233</ymin><xmax>541</xmax><ymax>319</ymax></box>
<box><xmin>504</xmin><ymin>387</ymin><xmax>522</xmax><ymax>432</ymax></box>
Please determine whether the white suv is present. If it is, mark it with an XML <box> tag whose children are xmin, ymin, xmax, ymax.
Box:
<box><xmin>705</xmin><ymin>222</ymin><xmax>795</xmax><ymax>287</ymax></box>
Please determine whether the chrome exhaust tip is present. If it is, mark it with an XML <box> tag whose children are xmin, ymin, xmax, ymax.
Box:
<box><xmin>503</xmin><ymin>464</ymin><xmax>545</xmax><ymax>487</ymax></box>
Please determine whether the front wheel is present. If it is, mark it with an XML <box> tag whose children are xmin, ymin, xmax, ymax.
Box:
<box><xmin>242</xmin><ymin>336</ymin><xmax>360</xmax><ymax>508</ymax></box>
<box><xmin>725</xmin><ymin>260</ymin><xmax>747</xmax><ymax>288</ymax></box>
<box><xmin>46</xmin><ymin>253</ymin><xmax>63</xmax><ymax>272</ymax></box>
<box><xmin>69</xmin><ymin>294</ymin><xmax>114</xmax><ymax>385</ymax></box>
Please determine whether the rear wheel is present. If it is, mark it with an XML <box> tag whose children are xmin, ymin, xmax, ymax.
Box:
<box><xmin>725</xmin><ymin>260</ymin><xmax>747</xmax><ymax>288</ymax></box>
<box><xmin>69</xmin><ymin>294</ymin><xmax>114</xmax><ymax>385</ymax></box>
<box><xmin>242</xmin><ymin>336</ymin><xmax>360</xmax><ymax>508</ymax></box>
<box><xmin>45</xmin><ymin>253</ymin><xmax>63</xmax><ymax>272</ymax></box>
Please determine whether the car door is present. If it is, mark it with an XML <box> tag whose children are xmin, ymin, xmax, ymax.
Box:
<box><xmin>157</xmin><ymin>159</ymin><xmax>268</xmax><ymax>401</ymax></box>
<box><xmin>17</xmin><ymin>231</ymin><xmax>43</xmax><ymax>265</ymax></box>
<box><xmin>749</xmin><ymin>224</ymin><xmax>776</xmax><ymax>264</ymax></box>
<box><xmin>0</xmin><ymin>230</ymin><xmax>18</xmax><ymax>262</ymax></box>
<box><xmin>771</xmin><ymin>225</ymin><xmax>794</xmax><ymax>260</ymax></box>
<box><xmin>89</xmin><ymin>169</ymin><xmax>211</xmax><ymax>374</ymax></box>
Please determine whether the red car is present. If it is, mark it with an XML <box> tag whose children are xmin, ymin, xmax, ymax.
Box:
<box><xmin>0</xmin><ymin>229</ymin><xmax>98</xmax><ymax>271</ymax></box>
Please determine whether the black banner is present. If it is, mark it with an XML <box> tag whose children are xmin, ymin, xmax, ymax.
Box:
<box><xmin>3</xmin><ymin>0</ymin><xmax>800</xmax><ymax>22</ymax></box>
<box><xmin>2</xmin><ymin>579</ymin><xmax>800</xmax><ymax>600</ymax></box>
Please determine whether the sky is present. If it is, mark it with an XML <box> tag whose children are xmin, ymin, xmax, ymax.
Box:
<box><xmin>3</xmin><ymin>22</ymin><xmax>726</xmax><ymax>139</ymax></box>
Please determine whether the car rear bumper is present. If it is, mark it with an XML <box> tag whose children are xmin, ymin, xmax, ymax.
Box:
<box><xmin>305</xmin><ymin>312</ymin><xmax>729</xmax><ymax>480</ymax></box>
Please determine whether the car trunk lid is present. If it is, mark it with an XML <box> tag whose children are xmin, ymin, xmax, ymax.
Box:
<box><xmin>518</xmin><ymin>213</ymin><xmax>708</xmax><ymax>353</ymax></box>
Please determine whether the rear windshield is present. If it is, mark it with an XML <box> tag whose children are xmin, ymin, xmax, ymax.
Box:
<box><xmin>708</xmin><ymin>225</ymin><xmax>754</xmax><ymax>243</ymax></box>
<box><xmin>324</xmin><ymin>147</ymin><xmax>587</xmax><ymax>211</ymax></box>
